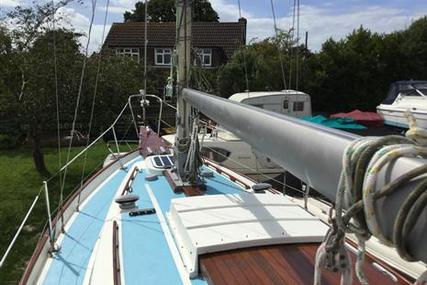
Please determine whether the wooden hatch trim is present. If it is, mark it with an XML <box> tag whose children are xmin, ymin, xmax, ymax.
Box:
<box><xmin>112</xmin><ymin>221</ymin><xmax>121</xmax><ymax>285</ymax></box>
<box><xmin>163</xmin><ymin>169</ymin><xmax>206</xmax><ymax>196</ymax></box>
<box><xmin>121</xmin><ymin>166</ymin><xmax>139</xmax><ymax>195</ymax></box>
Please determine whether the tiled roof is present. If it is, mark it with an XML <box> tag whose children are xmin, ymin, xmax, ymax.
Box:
<box><xmin>103</xmin><ymin>19</ymin><xmax>247</xmax><ymax>58</ymax></box>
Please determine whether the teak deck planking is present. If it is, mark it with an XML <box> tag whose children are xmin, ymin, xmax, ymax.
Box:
<box><xmin>200</xmin><ymin>243</ymin><xmax>413</xmax><ymax>285</ymax></box>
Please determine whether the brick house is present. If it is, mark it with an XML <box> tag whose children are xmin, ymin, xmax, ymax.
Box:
<box><xmin>103</xmin><ymin>18</ymin><xmax>247</xmax><ymax>68</ymax></box>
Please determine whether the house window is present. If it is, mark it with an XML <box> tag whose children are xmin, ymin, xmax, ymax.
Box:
<box><xmin>155</xmin><ymin>48</ymin><xmax>172</xmax><ymax>65</ymax></box>
<box><xmin>116</xmin><ymin>47</ymin><xmax>139</xmax><ymax>61</ymax></box>
<box><xmin>195</xmin><ymin>48</ymin><xmax>212</xmax><ymax>67</ymax></box>
<box><xmin>293</xmin><ymin>101</ymin><xmax>304</xmax><ymax>111</ymax></box>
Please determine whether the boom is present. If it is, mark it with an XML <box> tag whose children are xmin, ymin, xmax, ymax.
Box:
<box><xmin>183</xmin><ymin>88</ymin><xmax>427</xmax><ymax>263</ymax></box>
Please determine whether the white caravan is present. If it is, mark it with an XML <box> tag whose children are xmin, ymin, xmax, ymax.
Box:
<box><xmin>229</xmin><ymin>90</ymin><xmax>312</xmax><ymax>117</ymax></box>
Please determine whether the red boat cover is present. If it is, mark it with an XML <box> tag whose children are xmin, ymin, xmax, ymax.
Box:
<box><xmin>331</xmin><ymin>109</ymin><xmax>383</xmax><ymax>127</ymax></box>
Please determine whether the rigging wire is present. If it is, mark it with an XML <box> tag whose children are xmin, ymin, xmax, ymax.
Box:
<box><xmin>288</xmin><ymin>0</ymin><xmax>296</xmax><ymax>90</ymax></box>
<box><xmin>270</xmin><ymin>0</ymin><xmax>287</xmax><ymax>90</ymax></box>
<box><xmin>201</xmin><ymin>144</ymin><xmax>306</xmax><ymax>195</ymax></box>
<box><xmin>237</xmin><ymin>0</ymin><xmax>250</xmax><ymax>93</ymax></box>
<box><xmin>144</xmin><ymin>0</ymin><xmax>148</xmax><ymax>94</ymax></box>
<box><xmin>0</xmin><ymin>186</ymin><xmax>44</xmax><ymax>268</ymax></box>
<box><xmin>141</xmin><ymin>0</ymin><xmax>148</xmax><ymax>123</ymax></box>
<box><xmin>77</xmin><ymin>0</ymin><xmax>110</xmax><ymax>209</ymax></box>
<box><xmin>51</xmin><ymin>0</ymin><xmax>62</xmax><ymax>196</ymax></box>
<box><xmin>295</xmin><ymin>0</ymin><xmax>300</xmax><ymax>91</ymax></box>
<box><xmin>58</xmin><ymin>0</ymin><xmax>97</xmax><ymax>230</ymax></box>
<box><xmin>41</xmin><ymin>99</ymin><xmax>135</xmax><ymax>189</ymax></box>
<box><xmin>49</xmin><ymin>0</ymin><xmax>63</xmax><ymax>244</ymax></box>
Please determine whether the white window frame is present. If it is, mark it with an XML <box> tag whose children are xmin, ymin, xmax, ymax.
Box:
<box><xmin>155</xmin><ymin>48</ymin><xmax>172</xmax><ymax>66</ymax></box>
<box><xmin>195</xmin><ymin>48</ymin><xmax>212</xmax><ymax>67</ymax></box>
<box><xmin>115</xmin><ymin>47</ymin><xmax>140</xmax><ymax>62</ymax></box>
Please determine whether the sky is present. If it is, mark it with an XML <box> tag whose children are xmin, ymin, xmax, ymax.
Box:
<box><xmin>1</xmin><ymin>0</ymin><xmax>427</xmax><ymax>53</ymax></box>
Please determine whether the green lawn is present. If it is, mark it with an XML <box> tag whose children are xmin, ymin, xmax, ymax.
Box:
<box><xmin>0</xmin><ymin>143</ymin><xmax>133</xmax><ymax>284</ymax></box>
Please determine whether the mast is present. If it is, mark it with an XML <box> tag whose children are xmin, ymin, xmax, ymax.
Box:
<box><xmin>175</xmin><ymin>0</ymin><xmax>193</xmax><ymax>182</ymax></box>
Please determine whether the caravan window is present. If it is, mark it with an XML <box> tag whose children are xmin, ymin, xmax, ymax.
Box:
<box><xmin>283</xmin><ymin>100</ymin><xmax>289</xmax><ymax>110</ymax></box>
<box><xmin>200</xmin><ymin>147</ymin><xmax>230</xmax><ymax>163</ymax></box>
<box><xmin>249</xmin><ymin>103</ymin><xmax>264</xmax><ymax>109</ymax></box>
<box><xmin>293</xmin><ymin>101</ymin><xmax>304</xmax><ymax>111</ymax></box>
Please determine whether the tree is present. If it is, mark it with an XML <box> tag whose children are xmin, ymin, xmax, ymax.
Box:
<box><xmin>216</xmin><ymin>31</ymin><xmax>307</xmax><ymax>98</ymax></box>
<box><xmin>0</xmin><ymin>26</ymin><xmax>21</xmax><ymax>144</ymax></box>
<box><xmin>400</xmin><ymin>17</ymin><xmax>427</xmax><ymax>80</ymax></box>
<box><xmin>5</xmin><ymin>1</ymin><xmax>79</xmax><ymax>175</ymax></box>
<box><xmin>0</xmin><ymin>26</ymin><xmax>13</xmax><ymax>103</ymax></box>
<box><xmin>124</xmin><ymin>0</ymin><xmax>219</xmax><ymax>22</ymax></box>
<box><xmin>302</xmin><ymin>27</ymin><xmax>387</xmax><ymax>113</ymax></box>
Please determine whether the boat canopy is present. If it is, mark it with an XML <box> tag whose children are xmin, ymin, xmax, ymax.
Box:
<box><xmin>331</xmin><ymin>109</ymin><xmax>383</xmax><ymax>127</ymax></box>
<box><xmin>303</xmin><ymin>115</ymin><xmax>367</xmax><ymax>129</ymax></box>
<box><xmin>382</xmin><ymin>80</ymin><xmax>427</xmax><ymax>104</ymax></box>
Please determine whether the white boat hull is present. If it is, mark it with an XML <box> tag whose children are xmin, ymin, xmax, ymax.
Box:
<box><xmin>377</xmin><ymin>105</ymin><xmax>427</xmax><ymax>129</ymax></box>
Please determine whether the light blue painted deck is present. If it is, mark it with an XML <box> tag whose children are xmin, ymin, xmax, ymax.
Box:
<box><xmin>121</xmin><ymin>171</ymin><xmax>182</xmax><ymax>285</ymax></box>
<box><xmin>121</xmin><ymin>167</ymin><xmax>242</xmax><ymax>285</ymax></box>
<box><xmin>41</xmin><ymin>159</ymin><xmax>245</xmax><ymax>285</ymax></box>
<box><xmin>42</xmin><ymin>167</ymin><xmax>130</xmax><ymax>285</ymax></box>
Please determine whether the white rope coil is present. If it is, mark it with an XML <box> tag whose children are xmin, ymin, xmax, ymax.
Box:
<box><xmin>314</xmin><ymin>111</ymin><xmax>427</xmax><ymax>285</ymax></box>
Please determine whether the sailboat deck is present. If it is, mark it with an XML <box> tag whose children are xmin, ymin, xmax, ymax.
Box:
<box><xmin>35</xmin><ymin>156</ymin><xmax>247</xmax><ymax>285</ymax></box>
<box><xmin>30</xmin><ymin>152</ymin><xmax>414</xmax><ymax>285</ymax></box>
<box><xmin>41</xmin><ymin>165</ymin><xmax>130</xmax><ymax>285</ymax></box>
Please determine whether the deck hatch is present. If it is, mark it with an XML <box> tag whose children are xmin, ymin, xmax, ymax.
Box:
<box><xmin>167</xmin><ymin>193</ymin><xmax>329</xmax><ymax>278</ymax></box>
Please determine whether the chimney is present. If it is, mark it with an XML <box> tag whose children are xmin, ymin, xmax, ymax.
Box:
<box><xmin>238</xmin><ymin>17</ymin><xmax>247</xmax><ymax>44</ymax></box>
<box><xmin>238</xmin><ymin>17</ymin><xmax>247</xmax><ymax>24</ymax></box>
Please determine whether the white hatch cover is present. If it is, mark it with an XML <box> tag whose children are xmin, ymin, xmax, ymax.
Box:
<box><xmin>167</xmin><ymin>193</ymin><xmax>329</xmax><ymax>278</ymax></box>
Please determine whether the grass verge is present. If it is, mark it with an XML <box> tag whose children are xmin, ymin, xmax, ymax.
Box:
<box><xmin>0</xmin><ymin>142</ymin><xmax>133</xmax><ymax>284</ymax></box>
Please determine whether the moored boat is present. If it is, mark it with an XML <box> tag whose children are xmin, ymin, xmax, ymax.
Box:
<box><xmin>377</xmin><ymin>81</ymin><xmax>427</xmax><ymax>129</ymax></box>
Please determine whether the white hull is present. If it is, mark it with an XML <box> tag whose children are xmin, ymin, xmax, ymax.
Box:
<box><xmin>377</xmin><ymin>105</ymin><xmax>427</xmax><ymax>129</ymax></box>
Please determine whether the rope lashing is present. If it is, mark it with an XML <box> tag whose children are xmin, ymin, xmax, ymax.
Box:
<box><xmin>406</xmin><ymin>110</ymin><xmax>427</xmax><ymax>143</ymax></box>
<box><xmin>176</xmin><ymin>137</ymin><xmax>190</xmax><ymax>153</ymax></box>
<box><xmin>314</xmin><ymin>222</ymin><xmax>353</xmax><ymax>285</ymax></box>
<box><xmin>314</xmin><ymin>111</ymin><xmax>427</xmax><ymax>285</ymax></box>
<box><xmin>183</xmin><ymin>114</ymin><xmax>203</xmax><ymax>182</ymax></box>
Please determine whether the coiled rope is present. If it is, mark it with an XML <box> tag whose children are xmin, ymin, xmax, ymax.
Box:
<box><xmin>314</xmin><ymin>112</ymin><xmax>427</xmax><ymax>285</ymax></box>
